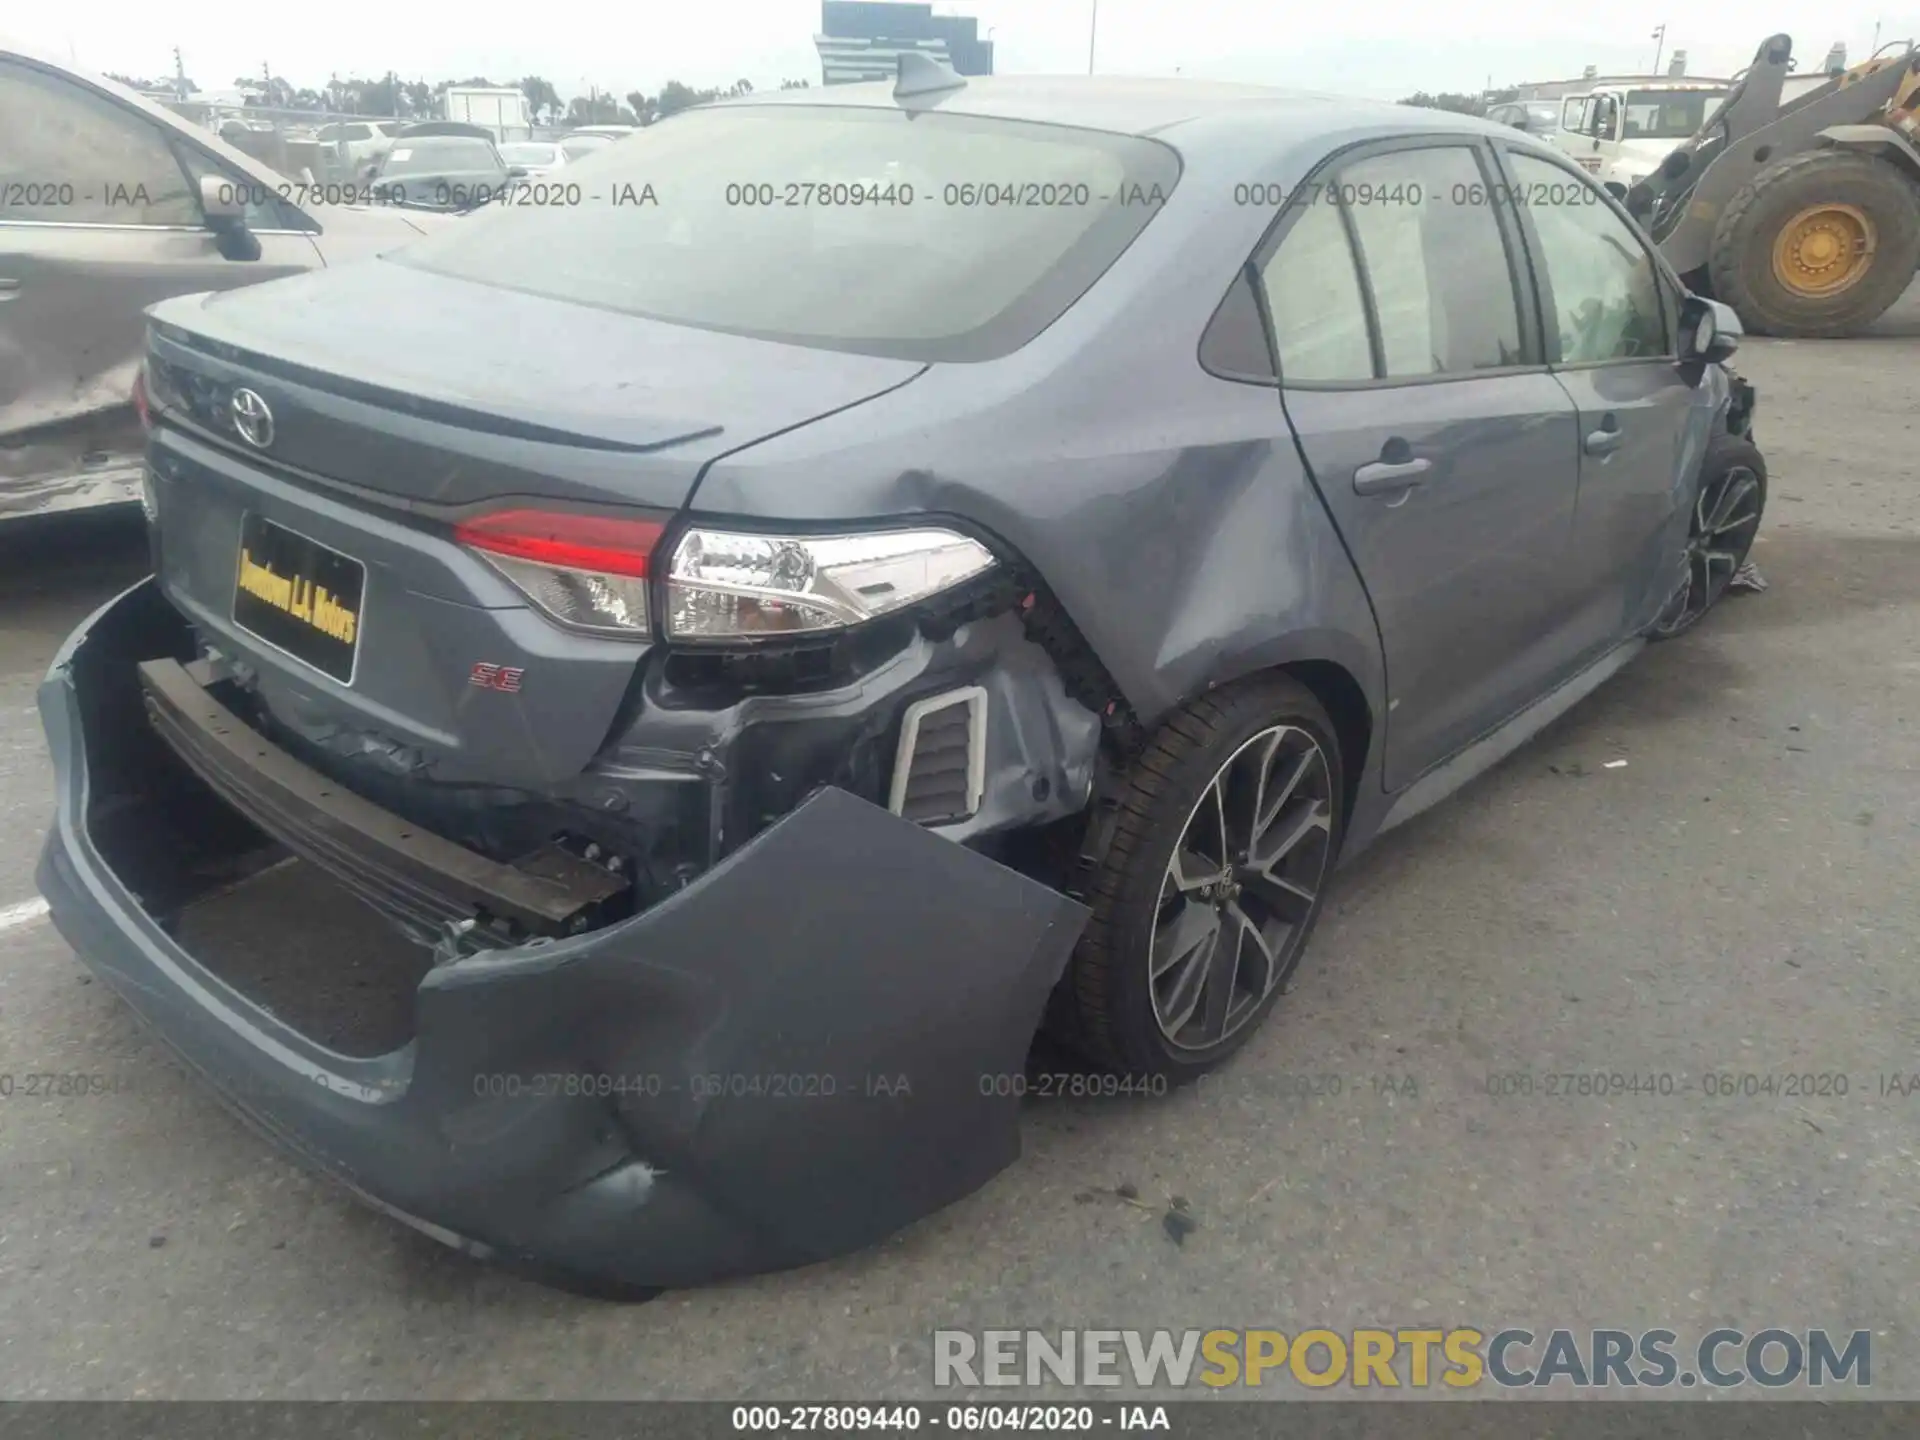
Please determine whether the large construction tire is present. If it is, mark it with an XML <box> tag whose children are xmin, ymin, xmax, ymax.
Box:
<box><xmin>1708</xmin><ymin>149</ymin><xmax>1920</xmax><ymax>338</ymax></box>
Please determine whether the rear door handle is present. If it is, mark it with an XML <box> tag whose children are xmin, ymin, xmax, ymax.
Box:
<box><xmin>1353</xmin><ymin>457</ymin><xmax>1431</xmax><ymax>495</ymax></box>
<box><xmin>1584</xmin><ymin>416</ymin><xmax>1623</xmax><ymax>457</ymax></box>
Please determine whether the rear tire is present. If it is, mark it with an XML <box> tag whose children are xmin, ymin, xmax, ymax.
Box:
<box><xmin>1709</xmin><ymin>150</ymin><xmax>1920</xmax><ymax>338</ymax></box>
<box><xmin>1061</xmin><ymin>675</ymin><xmax>1343</xmax><ymax>1081</ymax></box>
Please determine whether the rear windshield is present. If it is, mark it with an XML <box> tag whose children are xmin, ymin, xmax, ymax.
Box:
<box><xmin>500</xmin><ymin>142</ymin><xmax>560</xmax><ymax>165</ymax></box>
<box><xmin>379</xmin><ymin>138</ymin><xmax>504</xmax><ymax>175</ymax></box>
<box><xmin>394</xmin><ymin>104</ymin><xmax>1182</xmax><ymax>361</ymax></box>
<box><xmin>1623</xmin><ymin>90</ymin><xmax>1727</xmax><ymax>139</ymax></box>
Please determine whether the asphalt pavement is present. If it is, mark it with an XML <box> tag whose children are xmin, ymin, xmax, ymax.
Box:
<box><xmin>0</xmin><ymin>297</ymin><xmax>1915</xmax><ymax>1400</ymax></box>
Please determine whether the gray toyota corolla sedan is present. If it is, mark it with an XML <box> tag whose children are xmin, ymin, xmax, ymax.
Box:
<box><xmin>38</xmin><ymin>61</ymin><xmax>1764</xmax><ymax>1294</ymax></box>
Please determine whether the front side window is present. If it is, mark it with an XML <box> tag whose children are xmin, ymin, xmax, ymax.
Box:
<box><xmin>1589</xmin><ymin>96</ymin><xmax>1618</xmax><ymax>138</ymax></box>
<box><xmin>171</xmin><ymin>143</ymin><xmax>308</xmax><ymax>232</ymax></box>
<box><xmin>0</xmin><ymin>60</ymin><xmax>199</xmax><ymax>225</ymax></box>
<box><xmin>1562</xmin><ymin>97</ymin><xmax>1589</xmax><ymax>131</ymax></box>
<box><xmin>1507</xmin><ymin>152</ymin><xmax>1667</xmax><ymax>363</ymax></box>
<box><xmin>1256</xmin><ymin>196</ymin><xmax>1372</xmax><ymax>382</ymax></box>
<box><xmin>1341</xmin><ymin>146</ymin><xmax>1525</xmax><ymax>377</ymax></box>
<box><xmin>397</xmin><ymin>105</ymin><xmax>1182</xmax><ymax>362</ymax></box>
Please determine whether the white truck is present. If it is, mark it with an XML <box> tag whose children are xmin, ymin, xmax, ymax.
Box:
<box><xmin>1553</xmin><ymin>81</ymin><xmax>1734</xmax><ymax>196</ymax></box>
<box><xmin>440</xmin><ymin>86</ymin><xmax>533</xmax><ymax>142</ymax></box>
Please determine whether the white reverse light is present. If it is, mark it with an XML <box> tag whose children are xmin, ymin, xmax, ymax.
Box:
<box><xmin>665</xmin><ymin>526</ymin><xmax>996</xmax><ymax>642</ymax></box>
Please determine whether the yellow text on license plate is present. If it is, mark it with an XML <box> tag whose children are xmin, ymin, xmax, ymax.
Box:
<box><xmin>236</xmin><ymin>548</ymin><xmax>359</xmax><ymax>644</ymax></box>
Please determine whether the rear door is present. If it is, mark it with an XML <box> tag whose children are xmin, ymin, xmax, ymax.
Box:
<box><xmin>1261</xmin><ymin>138</ymin><xmax>1586</xmax><ymax>791</ymax></box>
<box><xmin>0</xmin><ymin>57</ymin><xmax>318</xmax><ymax>518</ymax></box>
<box><xmin>1495</xmin><ymin>145</ymin><xmax>1696</xmax><ymax>648</ymax></box>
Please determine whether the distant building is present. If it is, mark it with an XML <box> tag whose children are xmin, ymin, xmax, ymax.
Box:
<box><xmin>814</xmin><ymin>2</ymin><xmax>994</xmax><ymax>86</ymax></box>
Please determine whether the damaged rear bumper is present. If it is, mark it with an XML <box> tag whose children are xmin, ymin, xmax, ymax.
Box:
<box><xmin>37</xmin><ymin>580</ymin><xmax>1089</xmax><ymax>1290</ymax></box>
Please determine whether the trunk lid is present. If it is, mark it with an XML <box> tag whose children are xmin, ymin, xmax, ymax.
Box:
<box><xmin>146</xmin><ymin>261</ymin><xmax>924</xmax><ymax>512</ymax></box>
<box><xmin>140</xmin><ymin>265</ymin><xmax>926</xmax><ymax>790</ymax></box>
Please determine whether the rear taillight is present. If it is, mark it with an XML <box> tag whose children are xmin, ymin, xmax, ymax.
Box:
<box><xmin>454</xmin><ymin>509</ymin><xmax>666</xmax><ymax>638</ymax></box>
<box><xmin>131</xmin><ymin>365</ymin><xmax>151</xmax><ymax>430</ymax></box>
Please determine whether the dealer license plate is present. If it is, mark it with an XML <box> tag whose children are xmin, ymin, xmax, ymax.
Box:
<box><xmin>231</xmin><ymin>512</ymin><xmax>366</xmax><ymax>683</ymax></box>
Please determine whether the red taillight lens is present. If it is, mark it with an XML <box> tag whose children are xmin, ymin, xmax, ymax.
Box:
<box><xmin>453</xmin><ymin>509</ymin><xmax>664</xmax><ymax>577</ymax></box>
<box><xmin>454</xmin><ymin>508</ymin><xmax>667</xmax><ymax>638</ymax></box>
<box><xmin>131</xmin><ymin>366</ymin><xmax>151</xmax><ymax>430</ymax></box>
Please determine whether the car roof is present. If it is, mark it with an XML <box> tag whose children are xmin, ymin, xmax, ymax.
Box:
<box><xmin>715</xmin><ymin>74</ymin><xmax>1508</xmax><ymax>146</ymax></box>
<box><xmin>1</xmin><ymin>35</ymin><xmax>292</xmax><ymax>191</ymax></box>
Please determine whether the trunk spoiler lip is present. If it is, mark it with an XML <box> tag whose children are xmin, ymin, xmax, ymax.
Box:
<box><xmin>146</xmin><ymin>317</ymin><xmax>727</xmax><ymax>455</ymax></box>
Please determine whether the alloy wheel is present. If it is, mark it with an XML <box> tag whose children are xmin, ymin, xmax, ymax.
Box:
<box><xmin>1650</xmin><ymin>464</ymin><xmax>1764</xmax><ymax>638</ymax></box>
<box><xmin>1148</xmin><ymin>724</ymin><xmax>1334</xmax><ymax>1051</ymax></box>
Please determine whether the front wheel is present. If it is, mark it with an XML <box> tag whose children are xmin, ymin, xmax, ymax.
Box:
<box><xmin>1648</xmin><ymin>435</ymin><xmax>1768</xmax><ymax>640</ymax></box>
<box><xmin>1060</xmin><ymin>675</ymin><xmax>1343</xmax><ymax>1080</ymax></box>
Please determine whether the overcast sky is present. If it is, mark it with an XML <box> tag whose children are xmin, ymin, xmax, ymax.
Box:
<box><xmin>9</xmin><ymin>2</ymin><xmax>1920</xmax><ymax>103</ymax></box>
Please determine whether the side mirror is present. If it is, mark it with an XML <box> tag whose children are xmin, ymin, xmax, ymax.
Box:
<box><xmin>200</xmin><ymin>173</ymin><xmax>244</xmax><ymax>220</ymax></box>
<box><xmin>507</xmin><ymin>165</ymin><xmax>530</xmax><ymax>179</ymax></box>
<box><xmin>1682</xmin><ymin>294</ymin><xmax>1741</xmax><ymax>364</ymax></box>
<box><xmin>199</xmin><ymin>174</ymin><xmax>261</xmax><ymax>262</ymax></box>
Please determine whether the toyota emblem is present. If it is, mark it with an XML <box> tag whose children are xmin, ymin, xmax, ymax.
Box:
<box><xmin>230</xmin><ymin>388</ymin><xmax>275</xmax><ymax>449</ymax></box>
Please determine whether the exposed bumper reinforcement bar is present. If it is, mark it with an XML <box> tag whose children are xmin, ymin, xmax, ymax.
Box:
<box><xmin>138</xmin><ymin>656</ymin><xmax>624</xmax><ymax>938</ymax></box>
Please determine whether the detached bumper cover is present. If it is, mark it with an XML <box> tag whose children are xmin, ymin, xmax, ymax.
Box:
<box><xmin>37</xmin><ymin>580</ymin><xmax>1089</xmax><ymax>1289</ymax></box>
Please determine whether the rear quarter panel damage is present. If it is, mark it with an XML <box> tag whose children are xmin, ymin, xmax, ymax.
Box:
<box><xmin>683</xmin><ymin>120</ymin><xmax>1392</xmax><ymax>740</ymax></box>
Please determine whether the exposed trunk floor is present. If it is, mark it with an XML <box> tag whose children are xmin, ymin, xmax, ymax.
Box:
<box><xmin>173</xmin><ymin>856</ymin><xmax>435</xmax><ymax>1057</ymax></box>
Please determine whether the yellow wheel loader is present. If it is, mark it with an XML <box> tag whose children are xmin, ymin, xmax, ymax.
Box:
<box><xmin>1627</xmin><ymin>33</ymin><xmax>1920</xmax><ymax>337</ymax></box>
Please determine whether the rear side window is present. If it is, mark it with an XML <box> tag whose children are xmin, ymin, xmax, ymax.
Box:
<box><xmin>1253</xmin><ymin>143</ymin><xmax>1527</xmax><ymax>385</ymax></box>
<box><xmin>0</xmin><ymin>59</ymin><xmax>198</xmax><ymax>225</ymax></box>
<box><xmin>1256</xmin><ymin>199</ymin><xmax>1372</xmax><ymax>382</ymax></box>
<box><xmin>1340</xmin><ymin>147</ymin><xmax>1524</xmax><ymax>377</ymax></box>
<box><xmin>397</xmin><ymin>105</ymin><xmax>1181</xmax><ymax>362</ymax></box>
